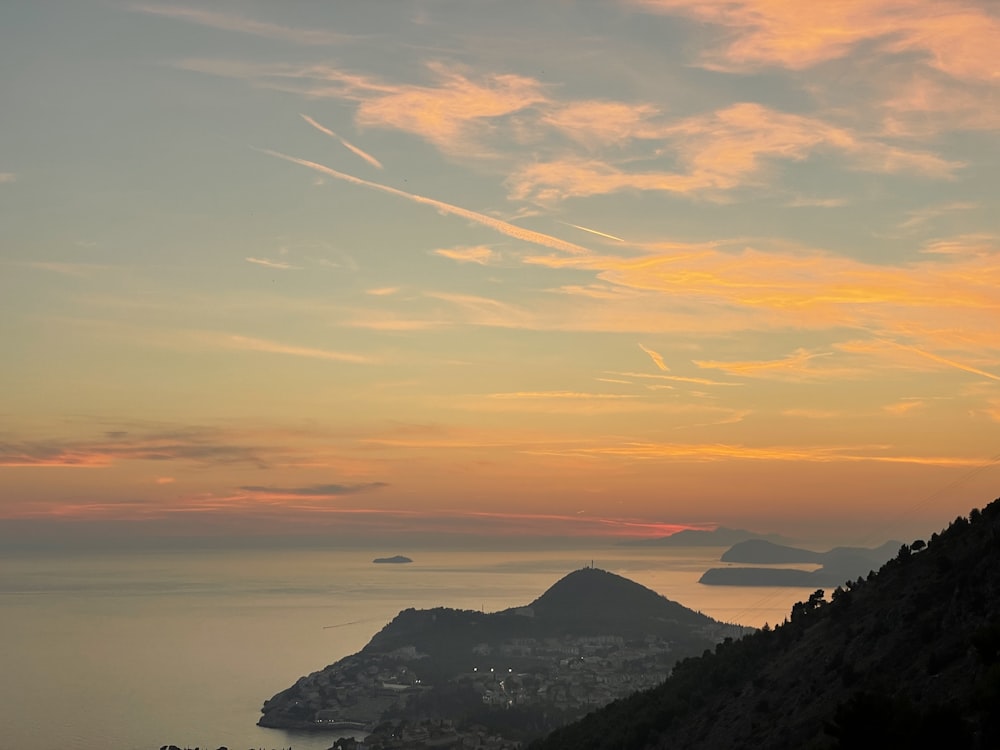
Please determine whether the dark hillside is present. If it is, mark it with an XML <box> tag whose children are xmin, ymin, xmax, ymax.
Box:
<box><xmin>528</xmin><ymin>567</ymin><xmax>714</xmax><ymax>633</ymax></box>
<box><xmin>259</xmin><ymin>566</ymin><xmax>748</xmax><ymax>734</ymax></box>
<box><xmin>533</xmin><ymin>497</ymin><xmax>1000</xmax><ymax>750</ymax></box>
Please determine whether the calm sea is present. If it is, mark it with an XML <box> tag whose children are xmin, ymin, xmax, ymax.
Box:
<box><xmin>0</xmin><ymin>545</ymin><xmax>816</xmax><ymax>750</ymax></box>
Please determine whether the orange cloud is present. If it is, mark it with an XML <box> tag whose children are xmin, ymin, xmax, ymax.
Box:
<box><xmin>541</xmin><ymin>100</ymin><xmax>664</xmax><ymax>146</ymax></box>
<box><xmin>638</xmin><ymin>343</ymin><xmax>670</xmax><ymax>371</ymax></box>
<box><xmin>881</xmin><ymin>74</ymin><xmax>1000</xmax><ymax>134</ymax></box>
<box><xmin>433</xmin><ymin>245</ymin><xmax>496</xmax><ymax>264</ymax></box>
<box><xmin>528</xmin><ymin>440</ymin><xmax>984</xmax><ymax>467</ymax></box>
<box><xmin>509</xmin><ymin>103</ymin><xmax>960</xmax><ymax>201</ymax></box>
<box><xmin>693</xmin><ymin>348</ymin><xmax>836</xmax><ymax>381</ymax></box>
<box><xmin>884</xmin><ymin>400</ymin><xmax>924</xmax><ymax>416</ymax></box>
<box><xmin>488</xmin><ymin>391</ymin><xmax>637</xmax><ymax>400</ymax></box>
<box><xmin>354</xmin><ymin>62</ymin><xmax>547</xmax><ymax>155</ymax></box>
<box><xmin>531</xmin><ymin>240</ymin><xmax>999</xmax><ymax>339</ymax></box>
<box><xmin>628</xmin><ymin>0</ymin><xmax>1000</xmax><ymax>82</ymax></box>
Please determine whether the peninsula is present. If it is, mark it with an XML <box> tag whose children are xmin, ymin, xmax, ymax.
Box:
<box><xmin>258</xmin><ymin>567</ymin><xmax>749</xmax><ymax>746</ymax></box>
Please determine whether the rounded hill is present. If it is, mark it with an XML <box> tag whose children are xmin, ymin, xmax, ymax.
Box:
<box><xmin>528</xmin><ymin>567</ymin><xmax>713</xmax><ymax>632</ymax></box>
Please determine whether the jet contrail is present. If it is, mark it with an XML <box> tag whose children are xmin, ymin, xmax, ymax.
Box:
<box><xmin>883</xmin><ymin>339</ymin><xmax>1000</xmax><ymax>382</ymax></box>
<box><xmin>300</xmin><ymin>114</ymin><xmax>384</xmax><ymax>170</ymax></box>
<box><xmin>262</xmin><ymin>149</ymin><xmax>592</xmax><ymax>255</ymax></box>
<box><xmin>561</xmin><ymin>221</ymin><xmax>624</xmax><ymax>242</ymax></box>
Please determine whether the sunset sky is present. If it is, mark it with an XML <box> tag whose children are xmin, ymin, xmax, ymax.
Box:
<box><xmin>2</xmin><ymin>1</ymin><xmax>998</xmax><ymax>546</ymax></box>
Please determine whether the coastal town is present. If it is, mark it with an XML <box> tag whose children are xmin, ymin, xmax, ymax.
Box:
<box><xmin>271</xmin><ymin>623</ymin><xmax>747</xmax><ymax>749</ymax></box>
<box><xmin>258</xmin><ymin>569</ymin><xmax>752</xmax><ymax>749</ymax></box>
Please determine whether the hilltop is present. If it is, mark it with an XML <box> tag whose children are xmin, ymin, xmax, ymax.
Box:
<box><xmin>534</xmin><ymin>497</ymin><xmax>1000</xmax><ymax>750</ymax></box>
<box><xmin>258</xmin><ymin>567</ymin><xmax>748</xmax><ymax>743</ymax></box>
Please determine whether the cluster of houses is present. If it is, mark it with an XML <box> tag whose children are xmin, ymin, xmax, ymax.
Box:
<box><xmin>297</xmin><ymin>630</ymin><xmax>680</xmax><ymax>736</ymax></box>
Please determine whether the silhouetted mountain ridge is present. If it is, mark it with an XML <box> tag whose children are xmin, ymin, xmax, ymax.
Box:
<box><xmin>624</xmin><ymin>526</ymin><xmax>793</xmax><ymax>547</ymax></box>
<box><xmin>528</xmin><ymin>567</ymin><xmax>713</xmax><ymax>630</ymax></box>
<box><xmin>534</xmin><ymin>496</ymin><xmax>1000</xmax><ymax>749</ymax></box>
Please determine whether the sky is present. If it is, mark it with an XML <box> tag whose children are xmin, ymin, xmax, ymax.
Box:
<box><xmin>1</xmin><ymin>0</ymin><xmax>999</xmax><ymax>547</ymax></box>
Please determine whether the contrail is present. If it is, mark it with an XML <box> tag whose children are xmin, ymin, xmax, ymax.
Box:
<box><xmin>261</xmin><ymin>149</ymin><xmax>592</xmax><ymax>255</ymax></box>
<box><xmin>560</xmin><ymin>221</ymin><xmax>624</xmax><ymax>242</ymax></box>
<box><xmin>322</xmin><ymin>618</ymin><xmax>377</xmax><ymax>629</ymax></box>
<box><xmin>300</xmin><ymin>114</ymin><xmax>384</xmax><ymax>170</ymax></box>
<box><xmin>883</xmin><ymin>339</ymin><xmax>1000</xmax><ymax>382</ymax></box>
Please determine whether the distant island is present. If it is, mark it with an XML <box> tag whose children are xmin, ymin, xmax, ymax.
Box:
<box><xmin>533</xmin><ymin>498</ymin><xmax>1000</xmax><ymax>750</ymax></box>
<box><xmin>373</xmin><ymin>555</ymin><xmax>413</xmax><ymax>564</ymax></box>
<box><xmin>258</xmin><ymin>567</ymin><xmax>750</xmax><ymax>748</ymax></box>
<box><xmin>623</xmin><ymin>526</ymin><xmax>793</xmax><ymax>547</ymax></box>
<box><xmin>700</xmin><ymin>539</ymin><xmax>900</xmax><ymax>586</ymax></box>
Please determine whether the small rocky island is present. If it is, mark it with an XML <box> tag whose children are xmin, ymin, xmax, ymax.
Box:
<box><xmin>259</xmin><ymin>567</ymin><xmax>750</xmax><ymax>748</ymax></box>
<box><xmin>373</xmin><ymin>555</ymin><xmax>413</xmax><ymax>564</ymax></box>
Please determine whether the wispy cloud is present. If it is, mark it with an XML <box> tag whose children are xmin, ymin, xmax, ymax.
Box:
<box><xmin>785</xmin><ymin>196</ymin><xmax>848</xmax><ymax>208</ymax></box>
<box><xmin>898</xmin><ymin>201</ymin><xmax>978</xmax><ymax>231</ymax></box>
<box><xmin>509</xmin><ymin>102</ymin><xmax>962</xmax><ymax>202</ymax></box>
<box><xmin>0</xmin><ymin>429</ymin><xmax>269</xmax><ymax>469</ymax></box>
<box><xmin>488</xmin><ymin>391</ymin><xmax>639</xmax><ymax>400</ymax></box>
<box><xmin>0</xmin><ymin>172</ymin><xmax>15</xmax><ymax>183</ymax></box>
<box><xmin>541</xmin><ymin>100</ymin><xmax>664</xmax><ymax>146</ymax></box>
<box><xmin>134</xmin><ymin>4</ymin><xmax>348</xmax><ymax>45</ymax></box>
<box><xmin>921</xmin><ymin>234</ymin><xmax>997</xmax><ymax>257</ymax></box>
<box><xmin>245</xmin><ymin>257</ymin><xmax>301</xmax><ymax>270</ymax></box>
<box><xmin>523</xmin><ymin>238</ymin><xmax>1000</xmax><ymax>351</ymax></box>
<box><xmin>300</xmin><ymin>114</ymin><xmax>384</xmax><ymax>169</ymax></box>
<box><xmin>694</xmin><ymin>348</ymin><xmax>834</xmax><ymax>380</ymax></box>
<box><xmin>425</xmin><ymin>292</ymin><xmax>533</xmax><ymax>328</ymax></box>
<box><xmin>884</xmin><ymin>399</ymin><xmax>924</xmax><ymax>416</ymax></box>
<box><xmin>781</xmin><ymin>408</ymin><xmax>843</xmax><ymax>419</ymax></box>
<box><xmin>239</xmin><ymin>482</ymin><xmax>387</xmax><ymax>498</ymax></box>
<box><xmin>352</xmin><ymin>61</ymin><xmax>548</xmax><ymax>156</ymax></box>
<box><xmin>528</xmin><ymin>440</ymin><xmax>984</xmax><ymax>467</ymax></box>
<box><xmin>433</xmin><ymin>245</ymin><xmax>496</xmax><ymax>264</ymax></box>
<box><xmin>366</xmin><ymin>286</ymin><xmax>400</xmax><ymax>296</ymax></box>
<box><xmin>638</xmin><ymin>343</ymin><xmax>670</xmax><ymax>371</ymax></box>
<box><xmin>628</xmin><ymin>0</ymin><xmax>1000</xmax><ymax>82</ymax></box>
<box><xmin>262</xmin><ymin>149</ymin><xmax>591</xmax><ymax>255</ymax></box>
<box><xmin>220</xmin><ymin>334</ymin><xmax>377</xmax><ymax>364</ymax></box>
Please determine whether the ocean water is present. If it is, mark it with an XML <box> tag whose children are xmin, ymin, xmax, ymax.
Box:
<box><xmin>0</xmin><ymin>545</ymin><xmax>816</xmax><ymax>750</ymax></box>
